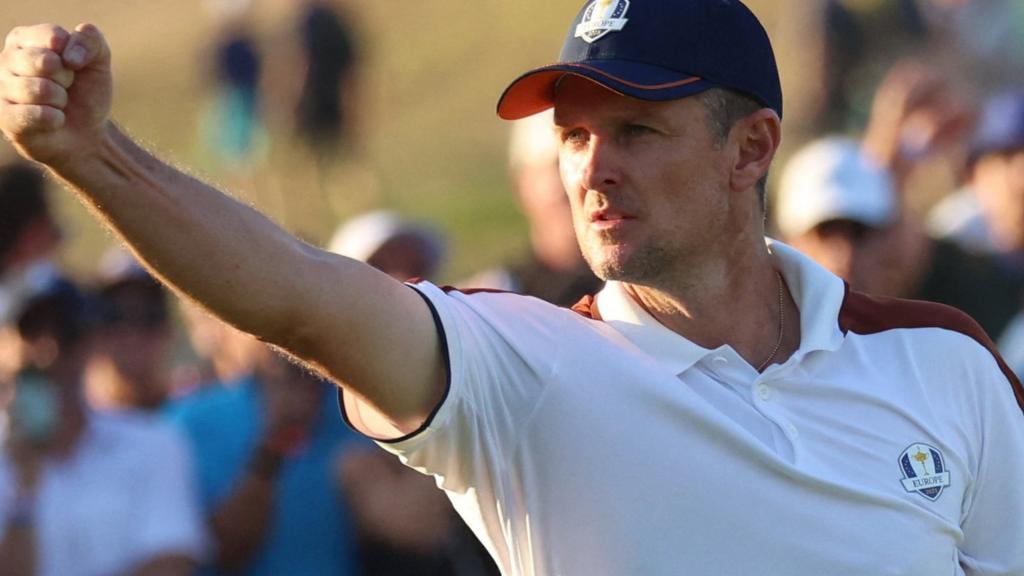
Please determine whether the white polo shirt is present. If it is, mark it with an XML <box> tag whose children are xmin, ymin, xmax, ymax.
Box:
<box><xmin>348</xmin><ymin>241</ymin><xmax>1024</xmax><ymax>576</ymax></box>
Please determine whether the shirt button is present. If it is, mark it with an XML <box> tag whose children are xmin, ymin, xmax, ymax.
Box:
<box><xmin>785</xmin><ymin>423</ymin><xmax>799</xmax><ymax>437</ymax></box>
<box><xmin>713</xmin><ymin>356</ymin><xmax>728</xmax><ymax>366</ymax></box>
<box><xmin>757</xmin><ymin>384</ymin><xmax>772</xmax><ymax>401</ymax></box>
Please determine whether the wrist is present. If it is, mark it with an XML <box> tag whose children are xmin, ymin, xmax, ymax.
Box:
<box><xmin>249</xmin><ymin>425</ymin><xmax>308</xmax><ymax>479</ymax></box>
<box><xmin>48</xmin><ymin>121</ymin><xmax>120</xmax><ymax>186</ymax></box>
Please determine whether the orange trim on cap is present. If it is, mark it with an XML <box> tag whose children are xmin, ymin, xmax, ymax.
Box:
<box><xmin>497</xmin><ymin>63</ymin><xmax>705</xmax><ymax>120</ymax></box>
<box><xmin>559</xmin><ymin>62</ymin><xmax>702</xmax><ymax>90</ymax></box>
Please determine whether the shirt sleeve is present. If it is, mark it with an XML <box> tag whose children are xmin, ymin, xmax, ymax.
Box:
<box><xmin>957</xmin><ymin>351</ymin><xmax>1024</xmax><ymax>575</ymax></box>
<box><xmin>371</xmin><ymin>282</ymin><xmax>570</xmax><ymax>493</ymax></box>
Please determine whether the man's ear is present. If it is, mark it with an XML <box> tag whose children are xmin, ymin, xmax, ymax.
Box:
<box><xmin>729</xmin><ymin>109</ymin><xmax>781</xmax><ymax>192</ymax></box>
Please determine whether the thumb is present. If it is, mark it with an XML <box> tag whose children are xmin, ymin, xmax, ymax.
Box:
<box><xmin>60</xmin><ymin>23</ymin><xmax>110</xmax><ymax>71</ymax></box>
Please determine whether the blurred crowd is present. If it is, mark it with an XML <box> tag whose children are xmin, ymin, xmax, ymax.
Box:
<box><xmin>1</xmin><ymin>0</ymin><xmax>1024</xmax><ymax>574</ymax></box>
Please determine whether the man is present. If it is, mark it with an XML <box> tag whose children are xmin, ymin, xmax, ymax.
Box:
<box><xmin>327</xmin><ymin>210</ymin><xmax>446</xmax><ymax>282</ymax></box>
<box><xmin>85</xmin><ymin>248</ymin><xmax>176</xmax><ymax>411</ymax></box>
<box><xmin>0</xmin><ymin>1</ymin><xmax>1021</xmax><ymax>574</ymax></box>
<box><xmin>776</xmin><ymin>136</ymin><xmax>1022</xmax><ymax>340</ymax></box>
<box><xmin>165</xmin><ymin>345</ymin><xmax>361</xmax><ymax>576</ymax></box>
<box><xmin>0</xmin><ymin>275</ymin><xmax>206</xmax><ymax>576</ymax></box>
<box><xmin>775</xmin><ymin>136</ymin><xmax>901</xmax><ymax>296</ymax></box>
<box><xmin>0</xmin><ymin>162</ymin><xmax>62</xmax><ymax>385</ymax></box>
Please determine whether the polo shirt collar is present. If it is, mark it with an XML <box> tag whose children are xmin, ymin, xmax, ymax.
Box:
<box><xmin>594</xmin><ymin>238</ymin><xmax>848</xmax><ymax>374</ymax></box>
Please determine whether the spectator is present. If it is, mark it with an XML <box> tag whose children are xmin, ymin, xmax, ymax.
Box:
<box><xmin>939</xmin><ymin>91</ymin><xmax>1024</xmax><ymax>375</ymax></box>
<box><xmin>197</xmin><ymin>0</ymin><xmax>267</xmax><ymax>176</ymax></box>
<box><xmin>776</xmin><ymin>136</ymin><xmax>1021</xmax><ymax>340</ymax></box>
<box><xmin>776</xmin><ymin>136</ymin><xmax>901</xmax><ymax>296</ymax></box>
<box><xmin>165</xmin><ymin>345</ymin><xmax>362</xmax><ymax>576</ymax></box>
<box><xmin>0</xmin><ymin>163</ymin><xmax>61</xmax><ymax>329</ymax></box>
<box><xmin>0</xmin><ymin>275</ymin><xmax>207</xmax><ymax>576</ymax></box>
<box><xmin>327</xmin><ymin>210</ymin><xmax>445</xmax><ymax>282</ymax></box>
<box><xmin>0</xmin><ymin>162</ymin><xmax>62</xmax><ymax>445</ymax></box>
<box><xmin>293</xmin><ymin>1</ymin><xmax>360</xmax><ymax>159</ymax></box>
<box><xmin>174</xmin><ymin>299</ymin><xmax>265</xmax><ymax>394</ymax></box>
<box><xmin>464</xmin><ymin>110</ymin><xmax>602</xmax><ymax>306</ymax></box>
<box><xmin>85</xmin><ymin>248</ymin><xmax>175</xmax><ymax>411</ymax></box>
<box><xmin>957</xmin><ymin>91</ymin><xmax>1024</xmax><ymax>261</ymax></box>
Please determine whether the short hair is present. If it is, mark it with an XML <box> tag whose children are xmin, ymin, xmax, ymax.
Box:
<box><xmin>698</xmin><ymin>88</ymin><xmax>769</xmax><ymax>210</ymax></box>
<box><xmin>0</xmin><ymin>162</ymin><xmax>49</xmax><ymax>264</ymax></box>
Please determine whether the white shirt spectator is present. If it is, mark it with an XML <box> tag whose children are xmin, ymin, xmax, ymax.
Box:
<box><xmin>0</xmin><ymin>410</ymin><xmax>208</xmax><ymax>576</ymax></box>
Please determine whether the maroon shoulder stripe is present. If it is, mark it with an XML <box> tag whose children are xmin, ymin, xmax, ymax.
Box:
<box><xmin>839</xmin><ymin>286</ymin><xmax>1024</xmax><ymax>413</ymax></box>
<box><xmin>571</xmin><ymin>294</ymin><xmax>603</xmax><ymax>320</ymax></box>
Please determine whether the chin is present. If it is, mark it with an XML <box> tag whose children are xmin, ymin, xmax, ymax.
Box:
<box><xmin>586</xmin><ymin>243</ymin><xmax>678</xmax><ymax>286</ymax></box>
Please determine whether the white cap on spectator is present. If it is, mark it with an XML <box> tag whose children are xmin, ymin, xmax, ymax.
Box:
<box><xmin>775</xmin><ymin>137</ymin><xmax>896</xmax><ymax>238</ymax></box>
<box><xmin>327</xmin><ymin>210</ymin><xmax>445</xmax><ymax>276</ymax></box>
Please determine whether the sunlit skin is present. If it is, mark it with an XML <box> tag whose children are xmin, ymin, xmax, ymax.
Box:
<box><xmin>554</xmin><ymin>79</ymin><xmax>734</xmax><ymax>290</ymax></box>
<box><xmin>552</xmin><ymin>76</ymin><xmax>799</xmax><ymax>365</ymax></box>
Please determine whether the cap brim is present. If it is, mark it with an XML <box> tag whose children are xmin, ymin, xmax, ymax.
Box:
<box><xmin>496</xmin><ymin>60</ymin><xmax>712</xmax><ymax>120</ymax></box>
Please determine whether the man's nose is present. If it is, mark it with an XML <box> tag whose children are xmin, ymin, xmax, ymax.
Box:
<box><xmin>579</xmin><ymin>137</ymin><xmax>622</xmax><ymax>191</ymax></box>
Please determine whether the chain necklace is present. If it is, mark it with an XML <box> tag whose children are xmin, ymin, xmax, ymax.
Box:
<box><xmin>755</xmin><ymin>272</ymin><xmax>785</xmax><ymax>372</ymax></box>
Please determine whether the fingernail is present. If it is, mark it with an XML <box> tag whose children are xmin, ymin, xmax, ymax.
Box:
<box><xmin>65</xmin><ymin>45</ymin><xmax>86</xmax><ymax>66</ymax></box>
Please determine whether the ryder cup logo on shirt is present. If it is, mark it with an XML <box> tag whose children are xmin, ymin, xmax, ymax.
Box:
<box><xmin>899</xmin><ymin>443</ymin><xmax>951</xmax><ymax>501</ymax></box>
<box><xmin>574</xmin><ymin>0</ymin><xmax>630</xmax><ymax>44</ymax></box>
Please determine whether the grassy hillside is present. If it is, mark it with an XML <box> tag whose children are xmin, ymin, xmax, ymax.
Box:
<box><xmin>0</xmin><ymin>0</ymin><xmax>779</xmax><ymax>281</ymax></box>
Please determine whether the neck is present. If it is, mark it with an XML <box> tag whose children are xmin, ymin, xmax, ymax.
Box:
<box><xmin>623</xmin><ymin>241</ymin><xmax>800</xmax><ymax>370</ymax></box>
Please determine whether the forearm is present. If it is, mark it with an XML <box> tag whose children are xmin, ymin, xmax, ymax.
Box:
<box><xmin>48</xmin><ymin>122</ymin><xmax>315</xmax><ymax>342</ymax></box>
<box><xmin>207</xmin><ymin>447</ymin><xmax>282</xmax><ymax>571</ymax></box>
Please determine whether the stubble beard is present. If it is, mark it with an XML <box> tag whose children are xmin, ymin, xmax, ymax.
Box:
<box><xmin>582</xmin><ymin>234</ymin><xmax>678</xmax><ymax>287</ymax></box>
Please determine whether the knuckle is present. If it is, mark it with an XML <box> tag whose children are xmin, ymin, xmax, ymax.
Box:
<box><xmin>33</xmin><ymin>48</ymin><xmax>62</xmax><ymax>74</ymax></box>
<box><xmin>23</xmin><ymin>77</ymin><xmax>48</xmax><ymax>99</ymax></box>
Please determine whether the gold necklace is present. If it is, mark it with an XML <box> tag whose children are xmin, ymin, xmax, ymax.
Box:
<box><xmin>755</xmin><ymin>272</ymin><xmax>785</xmax><ymax>372</ymax></box>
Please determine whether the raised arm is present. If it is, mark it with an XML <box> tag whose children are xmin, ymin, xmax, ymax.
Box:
<box><xmin>0</xmin><ymin>23</ymin><xmax>443</xmax><ymax>436</ymax></box>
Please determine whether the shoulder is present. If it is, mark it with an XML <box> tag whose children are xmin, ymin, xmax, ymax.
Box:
<box><xmin>839</xmin><ymin>288</ymin><xmax>1024</xmax><ymax>412</ymax></box>
<box><xmin>839</xmin><ymin>287</ymin><xmax>987</xmax><ymax>339</ymax></box>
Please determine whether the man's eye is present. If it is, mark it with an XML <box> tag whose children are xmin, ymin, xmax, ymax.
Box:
<box><xmin>625</xmin><ymin>124</ymin><xmax>654</xmax><ymax>137</ymax></box>
<box><xmin>562</xmin><ymin>129</ymin><xmax>589</xmax><ymax>146</ymax></box>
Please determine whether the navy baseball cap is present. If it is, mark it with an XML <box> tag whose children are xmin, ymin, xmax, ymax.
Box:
<box><xmin>970</xmin><ymin>90</ymin><xmax>1024</xmax><ymax>162</ymax></box>
<box><xmin>496</xmin><ymin>0</ymin><xmax>782</xmax><ymax>120</ymax></box>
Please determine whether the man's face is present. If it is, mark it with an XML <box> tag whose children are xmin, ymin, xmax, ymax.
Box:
<box><xmin>93</xmin><ymin>283</ymin><xmax>171</xmax><ymax>407</ymax></box>
<box><xmin>553</xmin><ymin>77</ymin><xmax>733</xmax><ymax>286</ymax></box>
<box><xmin>973</xmin><ymin>148</ymin><xmax>1024</xmax><ymax>252</ymax></box>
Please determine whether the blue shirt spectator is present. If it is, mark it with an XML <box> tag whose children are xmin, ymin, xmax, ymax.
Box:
<box><xmin>166</xmin><ymin>371</ymin><xmax>363</xmax><ymax>575</ymax></box>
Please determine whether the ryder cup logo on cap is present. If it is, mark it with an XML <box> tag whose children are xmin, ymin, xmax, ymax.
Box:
<box><xmin>574</xmin><ymin>0</ymin><xmax>630</xmax><ymax>44</ymax></box>
<box><xmin>899</xmin><ymin>443</ymin><xmax>951</xmax><ymax>501</ymax></box>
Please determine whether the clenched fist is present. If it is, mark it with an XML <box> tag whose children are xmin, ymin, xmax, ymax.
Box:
<box><xmin>0</xmin><ymin>23</ymin><xmax>112</xmax><ymax>168</ymax></box>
